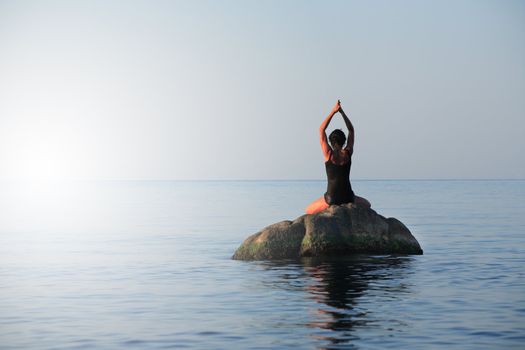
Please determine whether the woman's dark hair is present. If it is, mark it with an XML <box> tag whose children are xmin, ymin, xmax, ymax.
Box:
<box><xmin>329</xmin><ymin>129</ymin><xmax>346</xmax><ymax>147</ymax></box>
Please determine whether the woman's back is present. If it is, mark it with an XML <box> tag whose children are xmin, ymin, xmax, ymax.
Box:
<box><xmin>324</xmin><ymin>150</ymin><xmax>354</xmax><ymax>205</ymax></box>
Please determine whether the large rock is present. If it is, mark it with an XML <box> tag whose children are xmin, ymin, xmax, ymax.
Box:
<box><xmin>232</xmin><ymin>204</ymin><xmax>423</xmax><ymax>260</ymax></box>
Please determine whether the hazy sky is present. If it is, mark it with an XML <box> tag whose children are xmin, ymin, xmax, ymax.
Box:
<box><xmin>1</xmin><ymin>0</ymin><xmax>524</xmax><ymax>180</ymax></box>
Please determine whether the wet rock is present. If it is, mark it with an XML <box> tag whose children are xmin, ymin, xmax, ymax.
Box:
<box><xmin>232</xmin><ymin>204</ymin><xmax>423</xmax><ymax>260</ymax></box>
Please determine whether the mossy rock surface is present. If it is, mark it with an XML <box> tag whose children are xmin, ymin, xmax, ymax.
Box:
<box><xmin>232</xmin><ymin>204</ymin><xmax>423</xmax><ymax>260</ymax></box>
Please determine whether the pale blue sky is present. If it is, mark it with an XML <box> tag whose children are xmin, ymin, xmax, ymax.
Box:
<box><xmin>1</xmin><ymin>0</ymin><xmax>524</xmax><ymax>180</ymax></box>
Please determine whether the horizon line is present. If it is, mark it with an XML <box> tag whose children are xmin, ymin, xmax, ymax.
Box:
<box><xmin>2</xmin><ymin>177</ymin><xmax>524</xmax><ymax>182</ymax></box>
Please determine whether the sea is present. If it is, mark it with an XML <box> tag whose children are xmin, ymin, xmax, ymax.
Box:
<box><xmin>0</xmin><ymin>180</ymin><xmax>524</xmax><ymax>349</ymax></box>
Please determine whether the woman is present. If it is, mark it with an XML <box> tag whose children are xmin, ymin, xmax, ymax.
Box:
<box><xmin>305</xmin><ymin>100</ymin><xmax>371</xmax><ymax>214</ymax></box>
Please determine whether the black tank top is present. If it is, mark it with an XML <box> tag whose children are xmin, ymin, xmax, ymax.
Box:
<box><xmin>324</xmin><ymin>151</ymin><xmax>355</xmax><ymax>205</ymax></box>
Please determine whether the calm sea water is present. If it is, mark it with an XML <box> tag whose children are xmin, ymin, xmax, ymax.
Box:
<box><xmin>0</xmin><ymin>180</ymin><xmax>524</xmax><ymax>349</ymax></box>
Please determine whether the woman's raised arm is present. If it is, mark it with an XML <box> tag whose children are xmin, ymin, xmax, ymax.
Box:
<box><xmin>339</xmin><ymin>105</ymin><xmax>354</xmax><ymax>153</ymax></box>
<box><xmin>320</xmin><ymin>100</ymin><xmax>341</xmax><ymax>161</ymax></box>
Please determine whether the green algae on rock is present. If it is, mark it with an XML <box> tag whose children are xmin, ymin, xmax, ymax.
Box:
<box><xmin>232</xmin><ymin>204</ymin><xmax>423</xmax><ymax>260</ymax></box>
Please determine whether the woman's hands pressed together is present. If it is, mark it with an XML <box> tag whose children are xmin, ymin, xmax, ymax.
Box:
<box><xmin>331</xmin><ymin>99</ymin><xmax>342</xmax><ymax>114</ymax></box>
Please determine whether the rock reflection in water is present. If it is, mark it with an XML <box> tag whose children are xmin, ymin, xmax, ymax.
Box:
<box><xmin>259</xmin><ymin>256</ymin><xmax>414</xmax><ymax>349</ymax></box>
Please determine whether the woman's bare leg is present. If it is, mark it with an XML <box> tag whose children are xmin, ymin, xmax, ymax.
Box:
<box><xmin>354</xmin><ymin>195</ymin><xmax>371</xmax><ymax>208</ymax></box>
<box><xmin>305</xmin><ymin>196</ymin><xmax>329</xmax><ymax>214</ymax></box>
